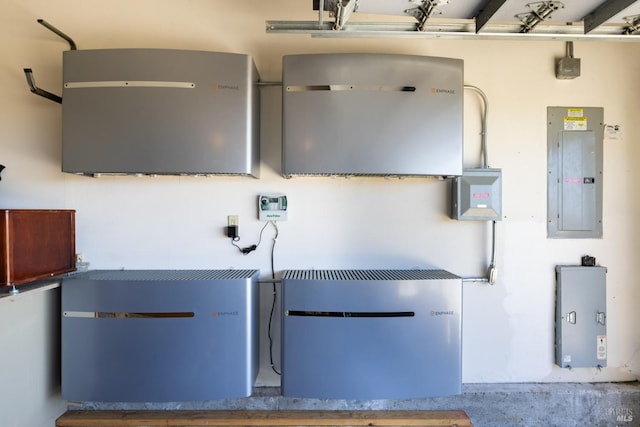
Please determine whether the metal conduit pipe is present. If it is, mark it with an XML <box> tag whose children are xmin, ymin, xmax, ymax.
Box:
<box><xmin>464</xmin><ymin>84</ymin><xmax>489</xmax><ymax>168</ymax></box>
<box><xmin>462</xmin><ymin>85</ymin><xmax>497</xmax><ymax>285</ymax></box>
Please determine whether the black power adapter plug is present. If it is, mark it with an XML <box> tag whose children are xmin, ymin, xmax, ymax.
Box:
<box><xmin>226</xmin><ymin>225</ymin><xmax>238</xmax><ymax>239</ymax></box>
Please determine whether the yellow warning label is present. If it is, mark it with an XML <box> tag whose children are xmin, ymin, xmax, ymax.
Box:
<box><xmin>564</xmin><ymin>116</ymin><xmax>587</xmax><ymax>130</ymax></box>
<box><xmin>567</xmin><ymin>108</ymin><xmax>584</xmax><ymax>117</ymax></box>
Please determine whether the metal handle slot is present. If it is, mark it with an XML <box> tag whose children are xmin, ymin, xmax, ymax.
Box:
<box><xmin>566</xmin><ymin>311</ymin><xmax>576</xmax><ymax>324</ymax></box>
<box><xmin>64</xmin><ymin>311</ymin><xmax>195</xmax><ymax>318</ymax></box>
<box><xmin>596</xmin><ymin>311</ymin><xmax>606</xmax><ymax>325</ymax></box>
<box><xmin>286</xmin><ymin>85</ymin><xmax>416</xmax><ymax>92</ymax></box>
<box><xmin>286</xmin><ymin>310</ymin><xmax>415</xmax><ymax>318</ymax></box>
<box><xmin>64</xmin><ymin>81</ymin><xmax>196</xmax><ymax>89</ymax></box>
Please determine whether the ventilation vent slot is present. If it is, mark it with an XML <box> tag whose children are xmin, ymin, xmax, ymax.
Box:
<box><xmin>282</xmin><ymin>269</ymin><xmax>460</xmax><ymax>281</ymax></box>
<box><xmin>81</xmin><ymin>269</ymin><xmax>259</xmax><ymax>281</ymax></box>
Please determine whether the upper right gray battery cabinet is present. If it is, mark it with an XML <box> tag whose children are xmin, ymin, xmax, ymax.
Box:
<box><xmin>547</xmin><ymin>107</ymin><xmax>603</xmax><ymax>238</ymax></box>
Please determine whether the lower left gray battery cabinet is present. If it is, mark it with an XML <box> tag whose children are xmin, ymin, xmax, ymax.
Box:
<box><xmin>61</xmin><ymin>270</ymin><xmax>259</xmax><ymax>402</ymax></box>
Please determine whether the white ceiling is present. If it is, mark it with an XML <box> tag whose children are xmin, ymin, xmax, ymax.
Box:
<box><xmin>268</xmin><ymin>0</ymin><xmax>640</xmax><ymax>40</ymax></box>
<box><xmin>352</xmin><ymin>0</ymin><xmax>640</xmax><ymax>24</ymax></box>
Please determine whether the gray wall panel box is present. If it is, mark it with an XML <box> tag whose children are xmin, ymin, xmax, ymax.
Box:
<box><xmin>555</xmin><ymin>265</ymin><xmax>607</xmax><ymax>369</ymax></box>
<box><xmin>282</xmin><ymin>54</ymin><xmax>463</xmax><ymax>177</ymax></box>
<box><xmin>451</xmin><ymin>168</ymin><xmax>502</xmax><ymax>220</ymax></box>
<box><xmin>61</xmin><ymin>269</ymin><xmax>260</xmax><ymax>402</ymax></box>
<box><xmin>547</xmin><ymin>107</ymin><xmax>603</xmax><ymax>238</ymax></box>
<box><xmin>62</xmin><ymin>49</ymin><xmax>260</xmax><ymax>177</ymax></box>
<box><xmin>556</xmin><ymin>57</ymin><xmax>581</xmax><ymax>79</ymax></box>
<box><xmin>281</xmin><ymin>269</ymin><xmax>462</xmax><ymax>399</ymax></box>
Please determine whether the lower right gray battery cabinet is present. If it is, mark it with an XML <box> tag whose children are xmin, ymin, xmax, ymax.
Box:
<box><xmin>555</xmin><ymin>265</ymin><xmax>607</xmax><ymax>368</ymax></box>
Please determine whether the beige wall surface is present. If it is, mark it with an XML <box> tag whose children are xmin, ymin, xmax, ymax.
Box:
<box><xmin>1</xmin><ymin>2</ymin><xmax>639</xmax><ymax>414</ymax></box>
<box><xmin>0</xmin><ymin>286</ymin><xmax>65</xmax><ymax>427</ymax></box>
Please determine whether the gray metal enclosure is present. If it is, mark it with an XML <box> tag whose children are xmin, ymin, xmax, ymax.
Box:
<box><xmin>61</xmin><ymin>270</ymin><xmax>259</xmax><ymax>402</ymax></box>
<box><xmin>281</xmin><ymin>269</ymin><xmax>462</xmax><ymax>399</ymax></box>
<box><xmin>547</xmin><ymin>107</ymin><xmax>603</xmax><ymax>238</ymax></box>
<box><xmin>555</xmin><ymin>265</ymin><xmax>607</xmax><ymax>369</ymax></box>
<box><xmin>62</xmin><ymin>49</ymin><xmax>260</xmax><ymax>177</ymax></box>
<box><xmin>282</xmin><ymin>53</ymin><xmax>463</xmax><ymax>177</ymax></box>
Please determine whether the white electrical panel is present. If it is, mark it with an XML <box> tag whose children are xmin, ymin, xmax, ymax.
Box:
<box><xmin>258</xmin><ymin>194</ymin><xmax>288</xmax><ymax>221</ymax></box>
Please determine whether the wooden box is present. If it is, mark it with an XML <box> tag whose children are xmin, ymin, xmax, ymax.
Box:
<box><xmin>1</xmin><ymin>209</ymin><xmax>76</xmax><ymax>287</ymax></box>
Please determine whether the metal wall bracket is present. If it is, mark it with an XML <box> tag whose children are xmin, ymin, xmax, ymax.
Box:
<box><xmin>24</xmin><ymin>68</ymin><xmax>62</xmax><ymax>104</ymax></box>
<box><xmin>37</xmin><ymin>19</ymin><xmax>77</xmax><ymax>50</ymax></box>
<box><xmin>24</xmin><ymin>19</ymin><xmax>77</xmax><ymax>104</ymax></box>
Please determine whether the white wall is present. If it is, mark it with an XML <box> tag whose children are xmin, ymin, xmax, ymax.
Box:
<box><xmin>1</xmin><ymin>0</ymin><xmax>639</xmax><ymax>394</ymax></box>
<box><xmin>0</xmin><ymin>285</ymin><xmax>66</xmax><ymax>427</ymax></box>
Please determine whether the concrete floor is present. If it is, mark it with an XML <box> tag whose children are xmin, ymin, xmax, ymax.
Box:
<box><xmin>79</xmin><ymin>382</ymin><xmax>639</xmax><ymax>426</ymax></box>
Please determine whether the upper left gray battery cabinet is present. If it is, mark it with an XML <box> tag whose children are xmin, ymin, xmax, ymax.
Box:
<box><xmin>62</xmin><ymin>49</ymin><xmax>260</xmax><ymax>177</ymax></box>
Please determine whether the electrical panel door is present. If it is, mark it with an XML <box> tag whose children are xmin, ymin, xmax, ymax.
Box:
<box><xmin>555</xmin><ymin>265</ymin><xmax>607</xmax><ymax>368</ymax></box>
<box><xmin>547</xmin><ymin>107</ymin><xmax>603</xmax><ymax>238</ymax></box>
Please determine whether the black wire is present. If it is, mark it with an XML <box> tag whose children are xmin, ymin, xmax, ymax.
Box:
<box><xmin>230</xmin><ymin>221</ymin><xmax>270</xmax><ymax>255</ymax></box>
<box><xmin>267</xmin><ymin>221</ymin><xmax>281</xmax><ymax>375</ymax></box>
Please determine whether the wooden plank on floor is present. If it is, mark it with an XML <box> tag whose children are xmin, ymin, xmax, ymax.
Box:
<box><xmin>56</xmin><ymin>410</ymin><xmax>473</xmax><ymax>427</ymax></box>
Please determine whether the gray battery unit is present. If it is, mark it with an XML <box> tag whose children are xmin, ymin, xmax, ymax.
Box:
<box><xmin>282</xmin><ymin>54</ymin><xmax>463</xmax><ymax>177</ymax></box>
<box><xmin>555</xmin><ymin>265</ymin><xmax>607</xmax><ymax>368</ymax></box>
<box><xmin>62</xmin><ymin>49</ymin><xmax>260</xmax><ymax>177</ymax></box>
<box><xmin>281</xmin><ymin>269</ymin><xmax>462</xmax><ymax>399</ymax></box>
<box><xmin>62</xmin><ymin>270</ymin><xmax>259</xmax><ymax>402</ymax></box>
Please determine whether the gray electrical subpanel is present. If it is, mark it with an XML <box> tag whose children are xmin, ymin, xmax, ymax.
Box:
<box><xmin>451</xmin><ymin>168</ymin><xmax>502</xmax><ymax>221</ymax></box>
<box><xmin>555</xmin><ymin>265</ymin><xmax>607</xmax><ymax>369</ymax></box>
<box><xmin>547</xmin><ymin>107</ymin><xmax>603</xmax><ymax>238</ymax></box>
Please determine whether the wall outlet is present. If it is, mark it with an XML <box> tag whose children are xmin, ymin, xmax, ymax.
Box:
<box><xmin>228</xmin><ymin>215</ymin><xmax>239</xmax><ymax>227</ymax></box>
<box><xmin>226</xmin><ymin>215</ymin><xmax>239</xmax><ymax>239</ymax></box>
